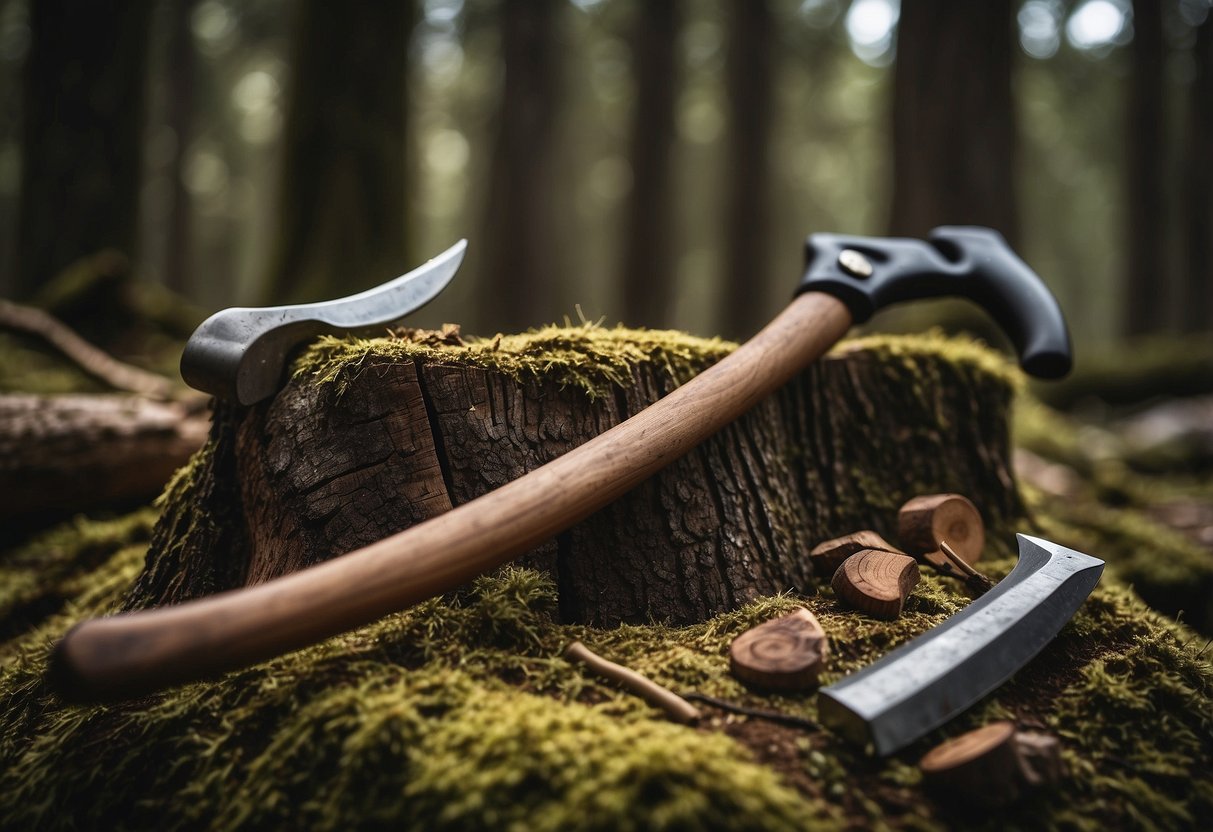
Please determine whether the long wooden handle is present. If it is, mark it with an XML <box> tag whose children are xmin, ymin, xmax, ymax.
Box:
<box><xmin>52</xmin><ymin>293</ymin><xmax>852</xmax><ymax>701</ymax></box>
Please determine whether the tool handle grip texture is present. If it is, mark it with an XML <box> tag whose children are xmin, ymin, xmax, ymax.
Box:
<box><xmin>798</xmin><ymin>226</ymin><xmax>1072</xmax><ymax>379</ymax></box>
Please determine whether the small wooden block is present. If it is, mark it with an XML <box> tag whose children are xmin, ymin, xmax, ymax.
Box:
<box><xmin>808</xmin><ymin>530</ymin><xmax>902</xmax><ymax>578</ymax></box>
<box><xmin>729</xmin><ymin>608</ymin><xmax>829</xmax><ymax>691</ymax></box>
<box><xmin>898</xmin><ymin>493</ymin><xmax>985</xmax><ymax>565</ymax></box>
<box><xmin>920</xmin><ymin>722</ymin><xmax>1064</xmax><ymax>809</ymax></box>
<box><xmin>831</xmin><ymin>549</ymin><xmax>920</xmax><ymax>619</ymax></box>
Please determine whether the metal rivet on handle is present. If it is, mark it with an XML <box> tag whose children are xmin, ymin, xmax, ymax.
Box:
<box><xmin>838</xmin><ymin>249</ymin><xmax>873</xmax><ymax>279</ymax></box>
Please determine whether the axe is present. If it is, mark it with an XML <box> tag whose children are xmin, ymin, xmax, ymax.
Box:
<box><xmin>52</xmin><ymin>226</ymin><xmax>1072</xmax><ymax>702</ymax></box>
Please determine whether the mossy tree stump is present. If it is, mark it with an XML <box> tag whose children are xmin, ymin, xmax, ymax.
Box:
<box><xmin>128</xmin><ymin>328</ymin><xmax>1023</xmax><ymax>626</ymax></box>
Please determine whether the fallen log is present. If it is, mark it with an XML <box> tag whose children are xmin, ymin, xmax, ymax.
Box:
<box><xmin>125</xmin><ymin>328</ymin><xmax>1024</xmax><ymax>625</ymax></box>
<box><xmin>0</xmin><ymin>394</ymin><xmax>209</xmax><ymax>526</ymax></box>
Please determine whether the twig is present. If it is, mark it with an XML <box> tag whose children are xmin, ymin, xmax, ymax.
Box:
<box><xmin>0</xmin><ymin>299</ymin><xmax>174</xmax><ymax>399</ymax></box>
<box><xmin>564</xmin><ymin>641</ymin><xmax>700</xmax><ymax>724</ymax></box>
<box><xmin>681</xmin><ymin>691</ymin><xmax>822</xmax><ymax>731</ymax></box>
<box><xmin>940</xmin><ymin>540</ymin><xmax>995</xmax><ymax>595</ymax></box>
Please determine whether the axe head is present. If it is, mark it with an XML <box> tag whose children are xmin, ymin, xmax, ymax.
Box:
<box><xmin>181</xmin><ymin>241</ymin><xmax>467</xmax><ymax>405</ymax></box>
<box><xmin>798</xmin><ymin>226</ymin><xmax>1072</xmax><ymax>379</ymax></box>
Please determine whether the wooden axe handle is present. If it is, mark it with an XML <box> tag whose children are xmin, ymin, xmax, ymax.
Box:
<box><xmin>52</xmin><ymin>293</ymin><xmax>852</xmax><ymax>701</ymax></box>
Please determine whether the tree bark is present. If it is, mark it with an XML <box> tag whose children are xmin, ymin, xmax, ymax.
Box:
<box><xmin>1123</xmin><ymin>0</ymin><xmax>1169</xmax><ymax>335</ymax></box>
<box><xmin>14</xmin><ymin>0</ymin><xmax>153</xmax><ymax>299</ymax></box>
<box><xmin>127</xmin><ymin>332</ymin><xmax>1023</xmax><ymax>627</ymax></box>
<box><xmin>0</xmin><ymin>394</ymin><xmax>208</xmax><ymax>526</ymax></box>
<box><xmin>478</xmin><ymin>0</ymin><xmax>563</xmax><ymax>334</ymax></box>
<box><xmin>720</xmin><ymin>0</ymin><xmax>775</xmax><ymax>340</ymax></box>
<box><xmin>889</xmin><ymin>0</ymin><xmax>1017</xmax><ymax>243</ymax></box>
<box><xmin>263</xmin><ymin>0</ymin><xmax>412</xmax><ymax>305</ymax></box>
<box><xmin>1184</xmin><ymin>12</ymin><xmax>1213</xmax><ymax>333</ymax></box>
<box><xmin>620</xmin><ymin>0</ymin><xmax>680</xmax><ymax>329</ymax></box>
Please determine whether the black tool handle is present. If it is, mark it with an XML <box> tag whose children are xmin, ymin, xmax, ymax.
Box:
<box><xmin>797</xmin><ymin>226</ymin><xmax>1072</xmax><ymax>378</ymax></box>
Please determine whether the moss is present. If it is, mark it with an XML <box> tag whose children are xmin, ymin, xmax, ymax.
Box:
<box><xmin>0</xmin><ymin>509</ymin><xmax>157</xmax><ymax>652</ymax></box>
<box><xmin>2</xmin><ymin>552</ymin><xmax>1209</xmax><ymax>830</ymax></box>
<box><xmin>1</xmin><ymin>332</ymin><xmax>1209</xmax><ymax>828</ymax></box>
<box><xmin>293</xmin><ymin>323</ymin><xmax>737</xmax><ymax>401</ymax></box>
<box><xmin>0</xmin><ymin>332</ymin><xmax>108</xmax><ymax>394</ymax></box>
<box><xmin>1015</xmin><ymin>398</ymin><xmax>1213</xmax><ymax>632</ymax></box>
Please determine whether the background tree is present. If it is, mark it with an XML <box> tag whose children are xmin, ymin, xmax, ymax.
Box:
<box><xmin>1122</xmin><ymin>0</ymin><xmax>1168</xmax><ymax>335</ymax></box>
<box><xmin>14</xmin><ymin>0</ymin><xmax>154</xmax><ymax>298</ymax></box>
<box><xmin>720</xmin><ymin>0</ymin><xmax>774</xmax><ymax>339</ymax></box>
<box><xmin>620</xmin><ymin>0</ymin><xmax>680</xmax><ymax>329</ymax></box>
<box><xmin>889</xmin><ymin>0</ymin><xmax>1017</xmax><ymax>243</ymax></box>
<box><xmin>478</xmin><ymin>0</ymin><xmax>563</xmax><ymax>334</ymax></box>
<box><xmin>162</xmin><ymin>0</ymin><xmax>199</xmax><ymax>295</ymax></box>
<box><xmin>263</xmin><ymin>0</ymin><xmax>412</xmax><ymax>304</ymax></box>
<box><xmin>1183</xmin><ymin>6</ymin><xmax>1212</xmax><ymax>333</ymax></box>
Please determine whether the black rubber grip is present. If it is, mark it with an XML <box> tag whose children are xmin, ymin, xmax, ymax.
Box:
<box><xmin>797</xmin><ymin>226</ymin><xmax>1072</xmax><ymax>379</ymax></box>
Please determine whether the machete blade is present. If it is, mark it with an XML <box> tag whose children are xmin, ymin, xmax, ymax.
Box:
<box><xmin>181</xmin><ymin>239</ymin><xmax>467</xmax><ymax>405</ymax></box>
<box><xmin>819</xmin><ymin>534</ymin><xmax>1104</xmax><ymax>756</ymax></box>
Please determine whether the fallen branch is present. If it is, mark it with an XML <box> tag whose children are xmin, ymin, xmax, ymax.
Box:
<box><xmin>0</xmin><ymin>298</ymin><xmax>174</xmax><ymax>399</ymax></box>
<box><xmin>564</xmin><ymin>641</ymin><xmax>700</xmax><ymax>724</ymax></box>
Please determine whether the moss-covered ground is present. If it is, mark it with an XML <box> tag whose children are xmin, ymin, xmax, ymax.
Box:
<box><xmin>1</xmin><ymin>331</ymin><xmax>1211</xmax><ymax>830</ymax></box>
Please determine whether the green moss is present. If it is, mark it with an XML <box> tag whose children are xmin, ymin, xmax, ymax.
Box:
<box><xmin>1</xmin><ymin>332</ymin><xmax>1209</xmax><ymax>828</ymax></box>
<box><xmin>2</xmin><ymin>552</ymin><xmax>1209</xmax><ymax>830</ymax></box>
<box><xmin>0</xmin><ymin>332</ymin><xmax>108</xmax><ymax>394</ymax></box>
<box><xmin>0</xmin><ymin>509</ymin><xmax>157</xmax><ymax>652</ymax></box>
<box><xmin>293</xmin><ymin>323</ymin><xmax>737</xmax><ymax>401</ymax></box>
<box><xmin>1015</xmin><ymin>398</ymin><xmax>1213</xmax><ymax>632</ymax></box>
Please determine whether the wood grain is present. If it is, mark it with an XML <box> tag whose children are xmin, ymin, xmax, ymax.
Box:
<box><xmin>830</xmin><ymin>549</ymin><xmax>920</xmax><ymax>619</ymax></box>
<box><xmin>52</xmin><ymin>292</ymin><xmax>854</xmax><ymax>701</ymax></box>
<box><xmin>729</xmin><ymin>608</ymin><xmax>829</xmax><ymax>690</ymax></box>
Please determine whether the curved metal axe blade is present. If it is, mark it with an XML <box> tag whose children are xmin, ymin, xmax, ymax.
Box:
<box><xmin>181</xmin><ymin>240</ymin><xmax>468</xmax><ymax>405</ymax></box>
<box><xmin>819</xmin><ymin>534</ymin><xmax>1104</xmax><ymax>756</ymax></box>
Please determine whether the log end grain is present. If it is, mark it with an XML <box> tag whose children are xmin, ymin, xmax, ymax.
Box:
<box><xmin>729</xmin><ymin>608</ymin><xmax>829</xmax><ymax>691</ymax></box>
<box><xmin>920</xmin><ymin>721</ymin><xmax>1064</xmax><ymax>809</ymax></box>
<box><xmin>898</xmin><ymin>493</ymin><xmax>985</xmax><ymax>565</ymax></box>
<box><xmin>831</xmin><ymin>549</ymin><xmax>920</xmax><ymax>619</ymax></box>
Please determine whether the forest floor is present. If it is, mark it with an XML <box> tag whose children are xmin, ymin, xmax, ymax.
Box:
<box><xmin>0</xmin><ymin>325</ymin><xmax>1210</xmax><ymax>831</ymax></box>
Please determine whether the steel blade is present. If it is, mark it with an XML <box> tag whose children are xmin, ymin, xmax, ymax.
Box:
<box><xmin>181</xmin><ymin>240</ymin><xmax>467</xmax><ymax>404</ymax></box>
<box><xmin>819</xmin><ymin>534</ymin><xmax>1103</xmax><ymax>755</ymax></box>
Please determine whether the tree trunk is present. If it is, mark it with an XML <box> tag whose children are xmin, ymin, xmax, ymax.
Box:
<box><xmin>889</xmin><ymin>0</ymin><xmax>1017</xmax><ymax>243</ymax></box>
<box><xmin>620</xmin><ymin>0</ymin><xmax>680</xmax><ymax>329</ymax></box>
<box><xmin>478</xmin><ymin>0</ymin><xmax>563</xmax><ymax>333</ymax></box>
<box><xmin>127</xmin><ymin>330</ymin><xmax>1023</xmax><ymax>626</ymax></box>
<box><xmin>1123</xmin><ymin>0</ymin><xmax>1169</xmax><ymax>336</ymax></box>
<box><xmin>263</xmin><ymin>0</ymin><xmax>411</xmax><ymax>305</ymax></box>
<box><xmin>720</xmin><ymin>0</ymin><xmax>775</xmax><ymax>340</ymax></box>
<box><xmin>14</xmin><ymin>0</ymin><xmax>153</xmax><ymax>299</ymax></box>
<box><xmin>162</xmin><ymin>0</ymin><xmax>198</xmax><ymax>295</ymax></box>
<box><xmin>1184</xmin><ymin>12</ymin><xmax>1213</xmax><ymax>333</ymax></box>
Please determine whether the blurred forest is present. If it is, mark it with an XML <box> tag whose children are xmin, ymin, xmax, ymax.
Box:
<box><xmin>0</xmin><ymin>0</ymin><xmax>1210</xmax><ymax>347</ymax></box>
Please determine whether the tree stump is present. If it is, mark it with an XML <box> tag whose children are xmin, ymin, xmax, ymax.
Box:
<box><xmin>125</xmin><ymin>329</ymin><xmax>1024</xmax><ymax>626</ymax></box>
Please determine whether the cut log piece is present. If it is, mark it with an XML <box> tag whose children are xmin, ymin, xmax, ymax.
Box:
<box><xmin>809</xmin><ymin>530</ymin><xmax>901</xmax><ymax>578</ymax></box>
<box><xmin>898</xmin><ymin>493</ymin><xmax>985</xmax><ymax>577</ymax></box>
<box><xmin>729</xmin><ymin>608</ymin><xmax>829</xmax><ymax>690</ymax></box>
<box><xmin>920</xmin><ymin>721</ymin><xmax>1064</xmax><ymax>808</ymax></box>
<box><xmin>126</xmin><ymin>330</ymin><xmax>1025</xmax><ymax>625</ymax></box>
<box><xmin>831</xmin><ymin>549</ymin><xmax>920</xmax><ymax>618</ymax></box>
<box><xmin>0</xmin><ymin>394</ymin><xmax>209</xmax><ymax>526</ymax></box>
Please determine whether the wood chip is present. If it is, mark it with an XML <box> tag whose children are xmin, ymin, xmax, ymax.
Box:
<box><xmin>920</xmin><ymin>721</ymin><xmax>1064</xmax><ymax>808</ymax></box>
<box><xmin>808</xmin><ymin>531</ymin><xmax>902</xmax><ymax>578</ymax></box>
<box><xmin>831</xmin><ymin>549</ymin><xmax>920</xmax><ymax>619</ymax></box>
<box><xmin>729</xmin><ymin>608</ymin><xmax>829</xmax><ymax>691</ymax></box>
<box><xmin>898</xmin><ymin>493</ymin><xmax>985</xmax><ymax>575</ymax></box>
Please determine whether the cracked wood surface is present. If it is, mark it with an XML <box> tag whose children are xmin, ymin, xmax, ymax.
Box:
<box><xmin>126</xmin><ymin>329</ymin><xmax>1022</xmax><ymax>627</ymax></box>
